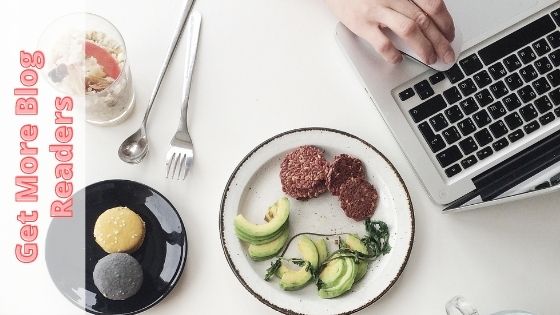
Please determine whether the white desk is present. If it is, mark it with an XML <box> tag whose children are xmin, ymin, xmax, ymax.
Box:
<box><xmin>3</xmin><ymin>0</ymin><xmax>560</xmax><ymax>314</ymax></box>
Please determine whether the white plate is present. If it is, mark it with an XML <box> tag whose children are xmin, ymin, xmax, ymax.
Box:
<box><xmin>219</xmin><ymin>128</ymin><xmax>414</xmax><ymax>315</ymax></box>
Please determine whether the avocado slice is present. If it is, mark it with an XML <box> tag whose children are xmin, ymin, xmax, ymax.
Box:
<box><xmin>275</xmin><ymin>262</ymin><xmax>290</xmax><ymax>278</ymax></box>
<box><xmin>318</xmin><ymin>255</ymin><xmax>345</xmax><ymax>287</ymax></box>
<box><xmin>344</xmin><ymin>234</ymin><xmax>369</xmax><ymax>282</ymax></box>
<box><xmin>313</xmin><ymin>238</ymin><xmax>329</xmax><ymax>265</ymax></box>
<box><xmin>248</xmin><ymin>228</ymin><xmax>289</xmax><ymax>261</ymax></box>
<box><xmin>298</xmin><ymin>236</ymin><xmax>319</xmax><ymax>269</ymax></box>
<box><xmin>318</xmin><ymin>256</ymin><xmax>357</xmax><ymax>299</ymax></box>
<box><xmin>234</xmin><ymin>197</ymin><xmax>290</xmax><ymax>244</ymax></box>
<box><xmin>279</xmin><ymin>262</ymin><xmax>313</xmax><ymax>291</ymax></box>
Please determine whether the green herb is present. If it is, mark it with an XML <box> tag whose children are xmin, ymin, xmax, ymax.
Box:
<box><xmin>264</xmin><ymin>259</ymin><xmax>282</xmax><ymax>281</ymax></box>
<box><xmin>362</xmin><ymin>219</ymin><xmax>391</xmax><ymax>258</ymax></box>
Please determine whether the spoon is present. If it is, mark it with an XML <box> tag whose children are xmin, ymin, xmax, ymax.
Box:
<box><xmin>118</xmin><ymin>0</ymin><xmax>195</xmax><ymax>164</ymax></box>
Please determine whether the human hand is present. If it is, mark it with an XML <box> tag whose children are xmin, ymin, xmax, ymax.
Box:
<box><xmin>326</xmin><ymin>0</ymin><xmax>455</xmax><ymax>65</ymax></box>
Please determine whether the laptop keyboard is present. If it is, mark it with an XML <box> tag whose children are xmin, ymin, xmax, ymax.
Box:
<box><xmin>399</xmin><ymin>9</ymin><xmax>560</xmax><ymax>179</ymax></box>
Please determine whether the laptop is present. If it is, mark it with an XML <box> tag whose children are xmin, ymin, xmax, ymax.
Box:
<box><xmin>335</xmin><ymin>0</ymin><xmax>560</xmax><ymax>210</ymax></box>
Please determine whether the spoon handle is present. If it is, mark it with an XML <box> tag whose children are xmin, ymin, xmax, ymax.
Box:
<box><xmin>142</xmin><ymin>0</ymin><xmax>195</xmax><ymax>127</ymax></box>
<box><xmin>178</xmin><ymin>11</ymin><xmax>202</xmax><ymax>132</ymax></box>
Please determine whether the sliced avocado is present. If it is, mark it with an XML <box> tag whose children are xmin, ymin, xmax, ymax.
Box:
<box><xmin>264</xmin><ymin>204</ymin><xmax>277</xmax><ymax>222</ymax></box>
<box><xmin>297</xmin><ymin>236</ymin><xmax>319</xmax><ymax>269</ymax></box>
<box><xmin>234</xmin><ymin>197</ymin><xmax>290</xmax><ymax>244</ymax></box>
<box><xmin>313</xmin><ymin>238</ymin><xmax>329</xmax><ymax>265</ymax></box>
<box><xmin>248</xmin><ymin>228</ymin><xmax>289</xmax><ymax>261</ymax></box>
<box><xmin>318</xmin><ymin>257</ymin><xmax>357</xmax><ymax>299</ymax></box>
<box><xmin>344</xmin><ymin>234</ymin><xmax>369</xmax><ymax>282</ymax></box>
<box><xmin>318</xmin><ymin>256</ymin><xmax>345</xmax><ymax>287</ymax></box>
<box><xmin>276</xmin><ymin>262</ymin><xmax>290</xmax><ymax>278</ymax></box>
<box><xmin>279</xmin><ymin>262</ymin><xmax>313</xmax><ymax>291</ymax></box>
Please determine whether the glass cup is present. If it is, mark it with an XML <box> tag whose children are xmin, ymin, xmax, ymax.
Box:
<box><xmin>446</xmin><ymin>296</ymin><xmax>536</xmax><ymax>315</ymax></box>
<box><xmin>39</xmin><ymin>13</ymin><xmax>135</xmax><ymax>126</ymax></box>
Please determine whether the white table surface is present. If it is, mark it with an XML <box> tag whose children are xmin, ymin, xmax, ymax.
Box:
<box><xmin>4</xmin><ymin>0</ymin><xmax>560</xmax><ymax>314</ymax></box>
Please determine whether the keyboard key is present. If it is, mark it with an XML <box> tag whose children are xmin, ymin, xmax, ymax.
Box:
<box><xmin>489</xmin><ymin>81</ymin><xmax>509</xmax><ymax>99</ymax></box>
<box><xmin>556</xmin><ymin>107</ymin><xmax>560</xmax><ymax>117</ymax></box>
<box><xmin>445</xmin><ymin>64</ymin><xmax>465</xmax><ymax>84</ymax></box>
<box><xmin>445</xmin><ymin>105</ymin><xmax>464</xmax><ymax>123</ymax></box>
<box><xmin>429</xmin><ymin>72</ymin><xmax>446</xmax><ymax>84</ymax></box>
<box><xmin>550</xmin><ymin>49</ymin><xmax>560</xmax><ymax>66</ymax></box>
<box><xmin>473</xmin><ymin>109</ymin><xmax>492</xmax><ymax>127</ymax></box>
<box><xmin>458</xmin><ymin>118</ymin><xmax>477</xmax><ymax>136</ymax></box>
<box><xmin>549</xmin><ymin>88</ymin><xmax>560</xmax><ymax>105</ymax></box>
<box><xmin>518</xmin><ymin>85</ymin><xmax>537</xmax><ymax>103</ymax></box>
<box><xmin>503</xmin><ymin>93</ymin><xmax>522</xmax><ymax>110</ymax></box>
<box><xmin>534</xmin><ymin>57</ymin><xmax>553</xmax><ymax>74</ymax></box>
<box><xmin>443</xmin><ymin>86</ymin><xmax>463</xmax><ymax>105</ymax></box>
<box><xmin>436</xmin><ymin>145</ymin><xmax>463</xmax><ymax>168</ymax></box>
<box><xmin>459</xmin><ymin>137</ymin><xmax>478</xmax><ymax>155</ymax></box>
<box><xmin>459</xmin><ymin>97</ymin><xmax>479</xmax><ymax>115</ymax></box>
<box><xmin>524</xmin><ymin>120</ymin><xmax>540</xmax><ymax>134</ymax></box>
<box><xmin>414</xmin><ymin>80</ymin><xmax>435</xmax><ymax>100</ymax></box>
<box><xmin>478</xmin><ymin>15</ymin><xmax>556</xmax><ymax>65</ymax></box>
<box><xmin>488</xmin><ymin>62</ymin><xmax>507</xmax><ymax>80</ymax></box>
<box><xmin>459</xmin><ymin>54</ymin><xmax>484</xmax><ymax>76</ymax></box>
<box><xmin>535</xmin><ymin>96</ymin><xmax>553</xmax><ymax>113</ymax></box>
<box><xmin>504</xmin><ymin>112</ymin><xmax>523</xmax><ymax>129</ymax></box>
<box><xmin>505</xmin><ymin>73</ymin><xmax>523</xmax><ymax>90</ymax></box>
<box><xmin>399</xmin><ymin>88</ymin><xmax>415</xmax><ymax>101</ymax></box>
<box><xmin>492</xmin><ymin>138</ymin><xmax>509</xmax><ymax>151</ymax></box>
<box><xmin>409</xmin><ymin>95</ymin><xmax>447</xmax><ymax>123</ymax></box>
<box><xmin>461</xmin><ymin>155</ymin><xmax>478</xmax><ymax>169</ymax></box>
<box><xmin>419</xmin><ymin>122</ymin><xmax>446</xmax><ymax>153</ymax></box>
<box><xmin>504</xmin><ymin>54</ymin><xmax>522</xmax><ymax>72</ymax></box>
<box><xmin>539</xmin><ymin>112</ymin><xmax>556</xmax><ymax>125</ymax></box>
<box><xmin>519</xmin><ymin>64</ymin><xmax>538</xmax><ymax>83</ymax></box>
<box><xmin>547</xmin><ymin>69</ymin><xmax>560</xmax><ymax>87</ymax></box>
<box><xmin>488</xmin><ymin>101</ymin><xmax>507</xmax><ymax>119</ymax></box>
<box><xmin>474</xmin><ymin>89</ymin><xmax>494</xmax><ymax>107</ymax></box>
<box><xmin>445</xmin><ymin>164</ymin><xmax>462</xmax><ymax>178</ymax></box>
<box><xmin>553</xmin><ymin>9</ymin><xmax>560</xmax><ymax>26</ymax></box>
<box><xmin>508</xmin><ymin>129</ymin><xmax>525</xmax><ymax>142</ymax></box>
<box><xmin>547</xmin><ymin>31</ymin><xmax>560</xmax><ymax>49</ymax></box>
<box><xmin>532</xmin><ymin>77</ymin><xmax>551</xmax><ymax>95</ymax></box>
<box><xmin>476</xmin><ymin>146</ymin><xmax>494</xmax><ymax>160</ymax></box>
<box><xmin>473</xmin><ymin>70</ymin><xmax>493</xmax><ymax>88</ymax></box>
<box><xmin>518</xmin><ymin>46</ymin><xmax>537</xmax><ymax>64</ymax></box>
<box><xmin>489</xmin><ymin>120</ymin><xmax>509</xmax><ymax>138</ymax></box>
<box><xmin>442</xmin><ymin>126</ymin><xmax>461</xmax><ymax>144</ymax></box>
<box><xmin>458</xmin><ymin>78</ymin><xmax>477</xmax><ymax>96</ymax></box>
<box><xmin>429</xmin><ymin>113</ymin><xmax>449</xmax><ymax>132</ymax></box>
<box><xmin>533</xmin><ymin>38</ymin><xmax>551</xmax><ymax>56</ymax></box>
<box><xmin>474</xmin><ymin>129</ymin><xmax>493</xmax><ymax>146</ymax></box>
<box><xmin>519</xmin><ymin>104</ymin><xmax>538</xmax><ymax>121</ymax></box>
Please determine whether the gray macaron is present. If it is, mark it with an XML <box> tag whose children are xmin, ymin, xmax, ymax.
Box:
<box><xmin>93</xmin><ymin>253</ymin><xmax>143</xmax><ymax>300</ymax></box>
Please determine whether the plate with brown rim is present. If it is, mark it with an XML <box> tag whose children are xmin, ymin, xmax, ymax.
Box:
<box><xmin>219</xmin><ymin>128</ymin><xmax>414</xmax><ymax>315</ymax></box>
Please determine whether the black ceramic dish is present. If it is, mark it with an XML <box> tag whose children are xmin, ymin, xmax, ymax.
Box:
<box><xmin>46</xmin><ymin>179</ymin><xmax>188</xmax><ymax>315</ymax></box>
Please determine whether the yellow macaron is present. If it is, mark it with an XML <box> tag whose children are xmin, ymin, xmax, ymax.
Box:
<box><xmin>94</xmin><ymin>206</ymin><xmax>145</xmax><ymax>253</ymax></box>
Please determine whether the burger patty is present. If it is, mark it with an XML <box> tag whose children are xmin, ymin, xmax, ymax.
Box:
<box><xmin>280</xmin><ymin>145</ymin><xmax>329</xmax><ymax>200</ymax></box>
<box><xmin>338</xmin><ymin>177</ymin><xmax>378</xmax><ymax>221</ymax></box>
<box><xmin>326</xmin><ymin>154</ymin><xmax>365</xmax><ymax>196</ymax></box>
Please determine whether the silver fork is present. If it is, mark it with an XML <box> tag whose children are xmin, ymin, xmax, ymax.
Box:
<box><xmin>166</xmin><ymin>11</ymin><xmax>201</xmax><ymax>179</ymax></box>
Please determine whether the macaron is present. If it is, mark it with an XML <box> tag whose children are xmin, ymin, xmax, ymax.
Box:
<box><xmin>93</xmin><ymin>253</ymin><xmax>143</xmax><ymax>300</ymax></box>
<box><xmin>94</xmin><ymin>206</ymin><xmax>145</xmax><ymax>253</ymax></box>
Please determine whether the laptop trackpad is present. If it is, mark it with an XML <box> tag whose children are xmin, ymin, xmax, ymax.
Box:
<box><xmin>447</xmin><ymin>0</ymin><xmax>539</xmax><ymax>45</ymax></box>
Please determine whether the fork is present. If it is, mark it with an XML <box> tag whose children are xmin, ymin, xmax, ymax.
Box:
<box><xmin>166</xmin><ymin>11</ymin><xmax>201</xmax><ymax>179</ymax></box>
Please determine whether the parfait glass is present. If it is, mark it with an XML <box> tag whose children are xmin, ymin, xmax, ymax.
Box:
<box><xmin>446</xmin><ymin>296</ymin><xmax>535</xmax><ymax>315</ymax></box>
<box><xmin>39</xmin><ymin>12</ymin><xmax>135</xmax><ymax>125</ymax></box>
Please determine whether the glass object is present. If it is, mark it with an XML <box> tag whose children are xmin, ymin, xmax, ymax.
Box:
<box><xmin>446</xmin><ymin>296</ymin><xmax>536</xmax><ymax>315</ymax></box>
<box><xmin>39</xmin><ymin>13</ymin><xmax>135</xmax><ymax>125</ymax></box>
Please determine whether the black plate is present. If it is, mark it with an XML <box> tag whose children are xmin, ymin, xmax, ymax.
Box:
<box><xmin>46</xmin><ymin>179</ymin><xmax>188</xmax><ymax>315</ymax></box>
